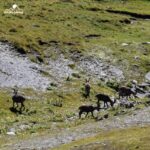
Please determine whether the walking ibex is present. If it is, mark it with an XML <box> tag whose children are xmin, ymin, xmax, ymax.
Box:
<box><xmin>118</xmin><ymin>86</ymin><xmax>136</xmax><ymax>99</ymax></box>
<box><xmin>95</xmin><ymin>94</ymin><xmax>116</xmax><ymax>108</ymax></box>
<box><xmin>79</xmin><ymin>101</ymin><xmax>100</xmax><ymax>118</ymax></box>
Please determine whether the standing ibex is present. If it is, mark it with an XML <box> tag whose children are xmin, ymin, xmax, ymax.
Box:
<box><xmin>12</xmin><ymin>88</ymin><xmax>26</xmax><ymax>111</ymax></box>
<box><xmin>95</xmin><ymin>94</ymin><xmax>116</xmax><ymax>108</ymax></box>
<box><xmin>79</xmin><ymin>101</ymin><xmax>100</xmax><ymax>118</ymax></box>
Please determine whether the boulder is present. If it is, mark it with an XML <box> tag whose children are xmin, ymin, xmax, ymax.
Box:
<box><xmin>145</xmin><ymin>72</ymin><xmax>150</xmax><ymax>82</ymax></box>
<box><xmin>138</xmin><ymin>82</ymin><xmax>150</xmax><ymax>88</ymax></box>
<box><xmin>131</xmin><ymin>80</ymin><xmax>138</xmax><ymax>85</ymax></box>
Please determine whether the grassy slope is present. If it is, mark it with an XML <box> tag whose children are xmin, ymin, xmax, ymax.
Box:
<box><xmin>0</xmin><ymin>0</ymin><xmax>150</xmax><ymax>148</ymax></box>
<box><xmin>54</xmin><ymin>126</ymin><xmax>150</xmax><ymax>150</ymax></box>
<box><xmin>0</xmin><ymin>0</ymin><xmax>150</xmax><ymax>80</ymax></box>
<box><xmin>0</xmin><ymin>81</ymin><xmax>116</xmax><ymax>147</ymax></box>
<box><xmin>0</xmin><ymin>82</ymin><xmax>149</xmax><ymax>147</ymax></box>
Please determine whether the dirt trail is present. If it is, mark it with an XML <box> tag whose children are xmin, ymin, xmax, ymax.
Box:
<box><xmin>2</xmin><ymin>106</ymin><xmax>150</xmax><ymax>150</ymax></box>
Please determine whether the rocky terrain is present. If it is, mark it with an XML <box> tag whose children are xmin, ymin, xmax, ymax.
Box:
<box><xmin>0</xmin><ymin>42</ymin><xmax>124</xmax><ymax>90</ymax></box>
<box><xmin>0</xmin><ymin>42</ymin><xmax>50</xmax><ymax>90</ymax></box>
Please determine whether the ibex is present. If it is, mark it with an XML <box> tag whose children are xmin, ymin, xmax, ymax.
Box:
<box><xmin>79</xmin><ymin>102</ymin><xmax>100</xmax><ymax>118</ymax></box>
<box><xmin>118</xmin><ymin>86</ymin><xmax>136</xmax><ymax>99</ymax></box>
<box><xmin>12</xmin><ymin>88</ymin><xmax>26</xmax><ymax>111</ymax></box>
<box><xmin>84</xmin><ymin>78</ymin><xmax>91</xmax><ymax>98</ymax></box>
<box><xmin>95</xmin><ymin>94</ymin><xmax>116</xmax><ymax>108</ymax></box>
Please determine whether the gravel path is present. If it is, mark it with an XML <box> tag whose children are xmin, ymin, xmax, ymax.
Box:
<box><xmin>2</xmin><ymin>107</ymin><xmax>150</xmax><ymax>150</ymax></box>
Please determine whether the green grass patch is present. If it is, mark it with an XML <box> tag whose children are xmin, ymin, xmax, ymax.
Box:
<box><xmin>0</xmin><ymin>80</ymin><xmax>116</xmax><ymax>147</ymax></box>
<box><xmin>0</xmin><ymin>0</ymin><xmax>149</xmax><ymax>80</ymax></box>
<box><xmin>54</xmin><ymin>125</ymin><xmax>150</xmax><ymax>150</ymax></box>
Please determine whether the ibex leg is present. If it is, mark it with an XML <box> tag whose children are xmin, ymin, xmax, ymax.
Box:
<box><xmin>106</xmin><ymin>102</ymin><xmax>109</xmax><ymax>108</ymax></box>
<box><xmin>79</xmin><ymin>111</ymin><xmax>82</xmax><ymax>118</ymax></box>
<box><xmin>104</xmin><ymin>102</ymin><xmax>106</xmax><ymax>108</ymax></box>
<box><xmin>91</xmin><ymin>111</ymin><xmax>94</xmax><ymax>118</ymax></box>
<box><xmin>85</xmin><ymin>112</ymin><xmax>89</xmax><ymax>118</ymax></box>
<box><xmin>21</xmin><ymin>102</ymin><xmax>25</xmax><ymax>111</ymax></box>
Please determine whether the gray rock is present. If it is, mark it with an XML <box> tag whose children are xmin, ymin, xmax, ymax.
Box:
<box><xmin>9</xmin><ymin>128</ymin><xmax>16</xmax><ymax>132</ymax></box>
<box><xmin>145</xmin><ymin>72</ymin><xmax>150</xmax><ymax>82</ymax></box>
<box><xmin>138</xmin><ymin>82</ymin><xmax>150</xmax><ymax>88</ymax></box>
<box><xmin>131</xmin><ymin>80</ymin><xmax>138</xmax><ymax>85</ymax></box>
<box><xmin>142</xmin><ymin>42</ymin><xmax>150</xmax><ymax>45</ymax></box>
<box><xmin>136</xmin><ymin>92</ymin><xmax>150</xmax><ymax>98</ymax></box>
<box><xmin>19</xmin><ymin>124</ymin><xmax>31</xmax><ymax>131</ymax></box>
<box><xmin>120</xmin><ymin>100</ymin><xmax>135</xmax><ymax>108</ymax></box>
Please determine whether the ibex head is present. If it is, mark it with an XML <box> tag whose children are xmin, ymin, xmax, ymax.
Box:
<box><xmin>85</xmin><ymin>77</ymin><xmax>90</xmax><ymax>83</ymax></box>
<box><xmin>12</xmin><ymin>86</ymin><xmax>18</xmax><ymax>95</ymax></box>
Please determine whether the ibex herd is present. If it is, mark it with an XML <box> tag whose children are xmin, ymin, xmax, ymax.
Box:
<box><xmin>10</xmin><ymin>85</ymin><xmax>137</xmax><ymax>116</ymax></box>
<box><xmin>78</xmin><ymin>86</ymin><xmax>137</xmax><ymax>118</ymax></box>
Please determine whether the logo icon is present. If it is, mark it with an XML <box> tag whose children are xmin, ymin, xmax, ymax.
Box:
<box><xmin>4</xmin><ymin>4</ymin><xmax>23</xmax><ymax>14</ymax></box>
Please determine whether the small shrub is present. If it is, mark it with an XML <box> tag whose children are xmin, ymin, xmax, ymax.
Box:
<box><xmin>106</xmin><ymin>80</ymin><xmax>119</xmax><ymax>90</ymax></box>
<box><xmin>46</xmin><ymin>86</ymin><xmax>53</xmax><ymax>91</ymax></box>
<box><xmin>29</xmin><ymin>55</ymin><xmax>37</xmax><ymax>63</ymax></box>
<box><xmin>72</xmin><ymin>73</ymin><xmax>81</xmax><ymax>78</ymax></box>
<box><xmin>51</xmin><ymin>99</ymin><xmax>63</xmax><ymax>107</ymax></box>
<box><xmin>66</xmin><ymin>76</ymin><xmax>72</xmax><ymax>81</ymax></box>
<box><xmin>97</xmin><ymin>81</ymin><xmax>105</xmax><ymax>87</ymax></box>
<box><xmin>50</xmin><ymin>82</ymin><xmax>57</xmax><ymax>87</ymax></box>
<box><xmin>9</xmin><ymin>28</ymin><xmax>17</xmax><ymax>32</ymax></box>
<box><xmin>66</xmin><ymin>112</ymin><xmax>76</xmax><ymax>118</ymax></box>
<box><xmin>29</xmin><ymin>128</ymin><xmax>36</xmax><ymax>134</ymax></box>
<box><xmin>52</xmin><ymin>114</ymin><xmax>64</xmax><ymax>122</ymax></box>
<box><xmin>68</xmin><ymin>63</ymin><xmax>75</xmax><ymax>69</ymax></box>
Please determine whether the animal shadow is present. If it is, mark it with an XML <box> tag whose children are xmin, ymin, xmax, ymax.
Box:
<box><xmin>9</xmin><ymin>107</ymin><xmax>24</xmax><ymax>114</ymax></box>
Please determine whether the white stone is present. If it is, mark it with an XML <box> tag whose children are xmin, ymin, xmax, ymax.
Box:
<box><xmin>131</xmin><ymin>80</ymin><xmax>138</xmax><ymax>85</ymax></box>
<box><xmin>7</xmin><ymin>131</ymin><xmax>16</xmax><ymax>136</ymax></box>
<box><xmin>121</xmin><ymin>43</ymin><xmax>128</xmax><ymax>46</ymax></box>
<box><xmin>12</xmin><ymin>4</ymin><xmax>18</xmax><ymax>9</ymax></box>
